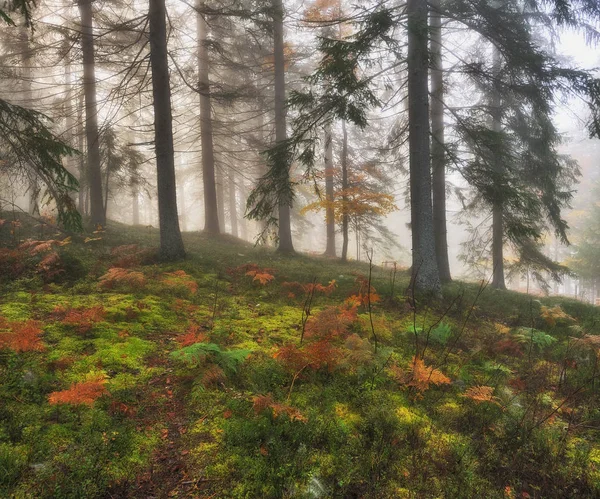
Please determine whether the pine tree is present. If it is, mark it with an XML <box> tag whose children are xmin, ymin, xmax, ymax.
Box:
<box><xmin>148</xmin><ymin>0</ymin><xmax>186</xmax><ymax>260</ymax></box>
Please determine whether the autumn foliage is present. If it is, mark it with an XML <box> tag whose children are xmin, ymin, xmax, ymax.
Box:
<box><xmin>162</xmin><ymin>270</ymin><xmax>198</xmax><ymax>294</ymax></box>
<box><xmin>99</xmin><ymin>267</ymin><xmax>146</xmax><ymax>289</ymax></box>
<box><xmin>0</xmin><ymin>319</ymin><xmax>45</xmax><ymax>352</ymax></box>
<box><xmin>48</xmin><ymin>376</ymin><xmax>108</xmax><ymax>406</ymax></box>
<box><xmin>463</xmin><ymin>385</ymin><xmax>498</xmax><ymax>404</ymax></box>
<box><xmin>52</xmin><ymin>305</ymin><xmax>106</xmax><ymax>334</ymax></box>
<box><xmin>252</xmin><ymin>394</ymin><xmax>307</xmax><ymax>423</ymax></box>
<box><xmin>391</xmin><ymin>356</ymin><xmax>451</xmax><ymax>393</ymax></box>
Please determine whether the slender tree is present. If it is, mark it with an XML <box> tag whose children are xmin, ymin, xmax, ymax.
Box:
<box><xmin>340</xmin><ymin>120</ymin><xmax>349</xmax><ymax>261</ymax></box>
<box><xmin>196</xmin><ymin>1</ymin><xmax>220</xmax><ymax>234</ymax></box>
<box><xmin>430</xmin><ymin>0</ymin><xmax>451</xmax><ymax>283</ymax></box>
<box><xmin>407</xmin><ymin>0</ymin><xmax>441</xmax><ymax>294</ymax></box>
<box><xmin>78</xmin><ymin>0</ymin><xmax>105</xmax><ymax>227</ymax></box>
<box><xmin>272</xmin><ymin>0</ymin><xmax>294</xmax><ymax>253</ymax></box>
<box><xmin>148</xmin><ymin>0</ymin><xmax>186</xmax><ymax>260</ymax></box>
<box><xmin>324</xmin><ymin>124</ymin><xmax>336</xmax><ymax>256</ymax></box>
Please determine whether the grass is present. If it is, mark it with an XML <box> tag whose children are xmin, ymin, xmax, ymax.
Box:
<box><xmin>1</xmin><ymin>214</ymin><xmax>600</xmax><ymax>498</ymax></box>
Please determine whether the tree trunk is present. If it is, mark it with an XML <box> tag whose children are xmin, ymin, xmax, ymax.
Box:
<box><xmin>20</xmin><ymin>29</ymin><xmax>40</xmax><ymax>216</ymax></box>
<box><xmin>196</xmin><ymin>1</ymin><xmax>220</xmax><ymax>234</ymax></box>
<box><xmin>430</xmin><ymin>0</ymin><xmax>451</xmax><ymax>283</ymax></box>
<box><xmin>216</xmin><ymin>164</ymin><xmax>225</xmax><ymax>231</ymax></box>
<box><xmin>491</xmin><ymin>47</ymin><xmax>506</xmax><ymax>290</ymax></box>
<box><xmin>179</xmin><ymin>175</ymin><xmax>187</xmax><ymax>231</ymax></box>
<box><xmin>341</xmin><ymin>120</ymin><xmax>349</xmax><ymax>262</ymax></box>
<box><xmin>78</xmin><ymin>0</ymin><xmax>105</xmax><ymax>228</ymax></box>
<box><xmin>273</xmin><ymin>0</ymin><xmax>294</xmax><ymax>253</ymax></box>
<box><xmin>132</xmin><ymin>185</ymin><xmax>139</xmax><ymax>225</ymax></box>
<box><xmin>324</xmin><ymin>124</ymin><xmax>336</xmax><ymax>257</ymax></box>
<box><xmin>407</xmin><ymin>0</ymin><xmax>441</xmax><ymax>295</ymax></box>
<box><xmin>77</xmin><ymin>90</ymin><xmax>86</xmax><ymax>213</ymax></box>
<box><xmin>229</xmin><ymin>170</ymin><xmax>238</xmax><ymax>237</ymax></box>
<box><xmin>239</xmin><ymin>180</ymin><xmax>248</xmax><ymax>240</ymax></box>
<box><xmin>148</xmin><ymin>0</ymin><xmax>186</xmax><ymax>260</ymax></box>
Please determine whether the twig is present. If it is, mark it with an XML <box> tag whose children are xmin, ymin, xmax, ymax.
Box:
<box><xmin>210</xmin><ymin>279</ymin><xmax>219</xmax><ymax>331</ymax></box>
<box><xmin>300</xmin><ymin>277</ymin><xmax>317</xmax><ymax>345</ymax></box>
<box><xmin>366</xmin><ymin>249</ymin><xmax>378</xmax><ymax>353</ymax></box>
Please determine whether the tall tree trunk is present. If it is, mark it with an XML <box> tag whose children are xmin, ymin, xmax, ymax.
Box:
<box><xmin>179</xmin><ymin>175</ymin><xmax>187</xmax><ymax>231</ymax></box>
<box><xmin>216</xmin><ymin>164</ymin><xmax>225</xmax><ymax>231</ymax></box>
<box><xmin>239</xmin><ymin>180</ymin><xmax>248</xmax><ymax>240</ymax></box>
<box><xmin>132</xmin><ymin>185</ymin><xmax>139</xmax><ymax>225</ymax></box>
<box><xmin>78</xmin><ymin>0</ymin><xmax>105</xmax><ymax>228</ymax></box>
<box><xmin>256</xmin><ymin>108</ymin><xmax>269</xmax><ymax>240</ymax></box>
<box><xmin>20</xmin><ymin>29</ymin><xmax>39</xmax><ymax>216</ymax></box>
<box><xmin>491</xmin><ymin>47</ymin><xmax>506</xmax><ymax>290</ymax></box>
<box><xmin>148</xmin><ymin>0</ymin><xmax>185</xmax><ymax>260</ymax></box>
<box><xmin>77</xmin><ymin>90</ymin><xmax>86</xmax><ymax>213</ymax></box>
<box><xmin>430</xmin><ymin>0</ymin><xmax>451</xmax><ymax>283</ymax></box>
<box><xmin>324</xmin><ymin>124</ymin><xmax>336</xmax><ymax>257</ymax></box>
<box><xmin>229</xmin><ymin>170</ymin><xmax>238</xmax><ymax>237</ymax></box>
<box><xmin>273</xmin><ymin>0</ymin><xmax>294</xmax><ymax>253</ymax></box>
<box><xmin>407</xmin><ymin>0</ymin><xmax>441</xmax><ymax>294</ymax></box>
<box><xmin>341</xmin><ymin>120</ymin><xmax>349</xmax><ymax>262</ymax></box>
<box><xmin>196</xmin><ymin>1</ymin><xmax>220</xmax><ymax>233</ymax></box>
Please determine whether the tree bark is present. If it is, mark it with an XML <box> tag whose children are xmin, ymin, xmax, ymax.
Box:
<box><xmin>229</xmin><ymin>169</ymin><xmax>238</xmax><ymax>237</ymax></box>
<box><xmin>196</xmin><ymin>1</ymin><xmax>220</xmax><ymax>234</ymax></box>
<box><xmin>341</xmin><ymin>120</ymin><xmax>349</xmax><ymax>262</ymax></box>
<box><xmin>148</xmin><ymin>0</ymin><xmax>186</xmax><ymax>260</ymax></box>
<box><xmin>324</xmin><ymin>124</ymin><xmax>336</xmax><ymax>257</ymax></box>
<box><xmin>491</xmin><ymin>46</ymin><xmax>506</xmax><ymax>290</ymax></box>
<box><xmin>76</xmin><ymin>89</ymin><xmax>86</xmax><ymax>213</ymax></box>
<box><xmin>430</xmin><ymin>0</ymin><xmax>451</xmax><ymax>283</ymax></box>
<box><xmin>20</xmin><ymin>29</ymin><xmax>40</xmax><ymax>216</ymax></box>
<box><xmin>273</xmin><ymin>0</ymin><xmax>294</xmax><ymax>253</ymax></box>
<box><xmin>132</xmin><ymin>185</ymin><xmax>139</xmax><ymax>225</ymax></box>
<box><xmin>407</xmin><ymin>0</ymin><xmax>441</xmax><ymax>295</ymax></box>
<box><xmin>78</xmin><ymin>0</ymin><xmax>105</xmax><ymax>228</ymax></box>
<box><xmin>216</xmin><ymin>163</ymin><xmax>225</xmax><ymax>231</ymax></box>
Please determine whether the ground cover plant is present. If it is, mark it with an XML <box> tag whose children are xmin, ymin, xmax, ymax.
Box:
<box><xmin>1</xmin><ymin>217</ymin><xmax>600</xmax><ymax>498</ymax></box>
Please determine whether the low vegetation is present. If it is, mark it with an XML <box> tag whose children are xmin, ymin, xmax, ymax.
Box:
<box><xmin>1</xmin><ymin>217</ymin><xmax>600</xmax><ymax>498</ymax></box>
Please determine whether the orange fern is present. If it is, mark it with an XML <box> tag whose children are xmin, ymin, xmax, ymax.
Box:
<box><xmin>392</xmin><ymin>356</ymin><xmax>451</xmax><ymax>392</ymax></box>
<box><xmin>252</xmin><ymin>394</ymin><xmax>307</xmax><ymax>423</ymax></box>
<box><xmin>162</xmin><ymin>270</ymin><xmax>198</xmax><ymax>294</ymax></box>
<box><xmin>0</xmin><ymin>320</ymin><xmax>45</xmax><ymax>352</ymax></box>
<box><xmin>463</xmin><ymin>385</ymin><xmax>498</xmax><ymax>404</ymax></box>
<box><xmin>48</xmin><ymin>376</ymin><xmax>108</xmax><ymax>406</ymax></box>
<box><xmin>99</xmin><ymin>268</ymin><xmax>146</xmax><ymax>289</ymax></box>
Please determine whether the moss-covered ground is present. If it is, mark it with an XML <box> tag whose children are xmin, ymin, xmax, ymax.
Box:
<box><xmin>1</xmin><ymin>216</ymin><xmax>600</xmax><ymax>498</ymax></box>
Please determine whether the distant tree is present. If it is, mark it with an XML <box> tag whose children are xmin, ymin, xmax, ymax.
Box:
<box><xmin>0</xmin><ymin>1</ymin><xmax>80</xmax><ymax>230</ymax></box>
<box><xmin>196</xmin><ymin>1</ymin><xmax>220</xmax><ymax>234</ymax></box>
<box><xmin>78</xmin><ymin>0</ymin><xmax>104</xmax><ymax>228</ymax></box>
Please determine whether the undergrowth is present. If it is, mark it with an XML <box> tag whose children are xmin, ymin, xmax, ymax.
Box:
<box><xmin>0</xmin><ymin>215</ymin><xmax>599</xmax><ymax>497</ymax></box>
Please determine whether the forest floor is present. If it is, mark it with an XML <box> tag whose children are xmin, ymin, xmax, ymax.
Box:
<box><xmin>1</xmin><ymin>215</ymin><xmax>600</xmax><ymax>498</ymax></box>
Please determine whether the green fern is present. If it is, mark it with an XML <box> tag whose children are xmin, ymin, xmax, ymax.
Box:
<box><xmin>512</xmin><ymin>328</ymin><xmax>557</xmax><ymax>351</ymax></box>
<box><xmin>170</xmin><ymin>342</ymin><xmax>251</xmax><ymax>374</ymax></box>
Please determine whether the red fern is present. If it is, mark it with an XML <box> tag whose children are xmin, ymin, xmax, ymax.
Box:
<box><xmin>99</xmin><ymin>268</ymin><xmax>146</xmax><ymax>290</ymax></box>
<box><xmin>0</xmin><ymin>320</ymin><xmax>45</xmax><ymax>352</ymax></box>
<box><xmin>60</xmin><ymin>306</ymin><xmax>106</xmax><ymax>334</ymax></box>
<box><xmin>48</xmin><ymin>376</ymin><xmax>108</xmax><ymax>406</ymax></box>
<box><xmin>162</xmin><ymin>270</ymin><xmax>198</xmax><ymax>294</ymax></box>
<box><xmin>252</xmin><ymin>394</ymin><xmax>307</xmax><ymax>423</ymax></box>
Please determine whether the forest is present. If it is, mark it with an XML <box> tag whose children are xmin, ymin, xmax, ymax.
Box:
<box><xmin>1</xmin><ymin>0</ymin><xmax>600</xmax><ymax>497</ymax></box>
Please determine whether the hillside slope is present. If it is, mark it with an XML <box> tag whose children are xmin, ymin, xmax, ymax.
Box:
<box><xmin>1</xmin><ymin>218</ymin><xmax>600</xmax><ymax>498</ymax></box>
